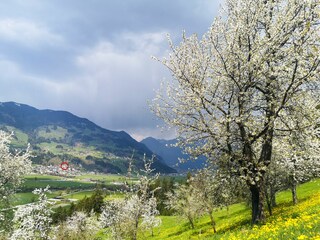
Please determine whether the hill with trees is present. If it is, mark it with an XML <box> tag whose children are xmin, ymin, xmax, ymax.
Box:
<box><xmin>0</xmin><ymin>101</ymin><xmax>176</xmax><ymax>174</ymax></box>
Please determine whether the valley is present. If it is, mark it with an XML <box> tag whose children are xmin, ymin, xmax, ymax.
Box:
<box><xmin>13</xmin><ymin>173</ymin><xmax>136</xmax><ymax>207</ymax></box>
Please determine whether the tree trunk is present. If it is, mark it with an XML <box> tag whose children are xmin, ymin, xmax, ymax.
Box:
<box><xmin>270</xmin><ymin>185</ymin><xmax>276</xmax><ymax>207</ymax></box>
<box><xmin>131</xmin><ymin>219</ymin><xmax>139</xmax><ymax>240</ymax></box>
<box><xmin>250</xmin><ymin>184</ymin><xmax>266</xmax><ymax>224</ymax></box>
<box><xmin>187</xmin><ymin>215</ymin><xmax>195</xmax><ymax>229</ymax></box>
<box><xmin>265</xmin><ymin>185</ymin><xmax>272</xmax><ymax>216</ymax></box>
<box><xmin>291</xmin><ymin>181</ymin><xmax>298</xmax><ymax>205</ymax></box>
<box><xmin>265</xmin><ymin>183</ymin><xmax>277</xmax><ymax>216</ymax></box>
<box><xmin>209</xmin><ymin>212</ymin><xmax>217</xmax><ymax>233</ymax></box>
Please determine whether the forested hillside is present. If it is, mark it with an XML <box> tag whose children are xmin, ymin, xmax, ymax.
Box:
<box><xmin>0</xmin><ymin>102</ymin><xmax>176</xmax><ymax>174</ymax></box>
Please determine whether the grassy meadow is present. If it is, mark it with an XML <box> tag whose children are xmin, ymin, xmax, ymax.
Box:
<box><xmin>135</xmin><ymin>179</ymin><xmax>320</xmax><ymax>240</ymax></box>
<box><xmin>93</xmin><ymin>179</ymin><xmax>320</xmax><ymax>240</ymax></box>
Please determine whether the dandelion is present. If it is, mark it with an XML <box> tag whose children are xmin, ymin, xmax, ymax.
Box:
<box><xmin>298</xmin><ymin>235</ymin><xmax>309</xmax><ymax>240</ymax></box>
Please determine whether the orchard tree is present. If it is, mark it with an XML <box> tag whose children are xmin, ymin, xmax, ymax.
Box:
<box><xmin>54</xmin><ymin>211</ymin><xmax>100</xmax><ymax>240</ymax></box>
<box><xmin>100</xmin><ymin>157</ymin><xmax>161</xmax><ymax>240</ymax></box>
<box><xmin>275</xmin><ymin>122</ymin><xmax>320</xmax><ymax>204</ymax></box>
<box><xmin>264</xmin><ymin>101</ymin><xmax>320</xmax><ymax>212</ymax></box>
<box><xmin>264</xmin><ymin>154</ymin><xmax>287</xmax><ymax>215</ymax></box>
<box><xmin>165</xmin><ymin>182</ymin><xmax>202</xmax><ymax>229</ymax></box>
<box><xmin>190</xmin><ymin>167</ymin><xmax>246</xmax><ymax>232</ymax></box>
<box><xmin>0</xmin><ymin>131</ymin><xmax>31</xmax><ymax>231</ymax></box>
<box><xmin>265</xmin><ymin>97</ymin><xmax>320</xmax><ymax>206</ymax></box>
<box><xmin>153</xmin><ymin>0</ymin><xmax>320</xmax><ymax>224</ymax></box>
<box><xmin>100</xmin><ymin>199</ymin><xmax>128</xmax><ymax>240</ymax></box>
<box><xmin>10</xmin><ymin>187</ymin><xmax>53</xmax><ymax>240</ymax></box>
<box><xmin>0</xmin><ymin>131</ymin><xmax>31</xmax><ymax>199</ymax></box>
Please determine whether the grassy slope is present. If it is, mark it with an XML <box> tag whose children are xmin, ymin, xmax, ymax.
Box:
<box><xmin>142</xmin><ymin>179</ymin><xmax>320</xmax><ymax>240</ymax></box>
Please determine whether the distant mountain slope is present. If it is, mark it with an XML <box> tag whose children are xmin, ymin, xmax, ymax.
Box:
<box><xmin>141</xmin><ymin>137</ymin><xmax>206</xmax><ymax>172</ymax></box>
<box><xmin>0</xmin><ymin>102</ymin><xmax>176</xmax><ymax>174</ymax></box>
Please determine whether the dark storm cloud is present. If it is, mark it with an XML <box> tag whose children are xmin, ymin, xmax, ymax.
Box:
<box><xmin>0</xmin><ymin>0</ymin><xmax>223</xmax><ymax>140</ymax></box>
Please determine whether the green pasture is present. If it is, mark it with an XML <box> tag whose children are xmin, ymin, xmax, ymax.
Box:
<box><xmin>37</xmin><ymin>141</ymin><xmax>105</xmax><ymax>159</ymax></box>
<box><xmin>62</xmin><ymin>190</ymin><xmax>94</xmax><ymax>200</ymax></box>
<box><xmin>21</xmin><ymin>179</ymin><xmax>95</xmax><ymax>191</ymax></box>
<box><xmin>12</xmin><ymin>192</ymin><xmax>61</xmax><ymax>206</ymax></box>
<box><xmin>5</xmin><ymin>126</ymin><xmax>29</xmax><ymax>148</ymax></box>
<box><xmin>24</xmin><ymin>174</ymin><xmax>63</xmax><ymax>180</ymax></box>
<box><xmin>36</xmin><ymin>126</ymin><xmax>68</xmax><ymax>140</ymax></box>
<box><xmin>76</xmin><ymin>174</ymin><xmax>129</xmax><ymax>183</ymax></box>
<box><xmin>138</xmin><ymin>178</ymin><xmax>320</xmax><ymax>240</ymax></box>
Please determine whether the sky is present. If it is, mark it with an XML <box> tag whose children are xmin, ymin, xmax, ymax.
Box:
<box><xmin>0</xmin><ymin>0</ymin><xmax>223</xmax><ymax>141</ymax></box>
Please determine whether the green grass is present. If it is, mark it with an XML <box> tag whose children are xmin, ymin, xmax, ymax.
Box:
<box><xmin>36</xmin><ymin>126</ymin><xmax>68</xmax><ymax>140</ymax></box>
<box><xmin>24</xmin><ymin>174</ymin><xmax>63</xmax><ymax>180</ymax></box>
<box><xmin>59</xmin><ymin>190</ymin><xmax>124</xmax><ymax>201</ymax></box>
<box><xmin>26</xmin><ymin>173</ymin><xmax>137</xmax><ymax>186</ymax></box>
<box><xmin>4</xmin><ymin>126</ymin><xmax>29</xmax><ymax>148</ymax></box>
<box><xmin>275</xmin><ymin>179</ymin><xmax>320</xmax><ymax>204</ymax></box>
<box><xmin>20</xmin><ymin>178</ymin><xmax>95</xmax><ymax>192</ymax></box>
<box><xmin>131</xmin><ymin>178</ymin><xmax>320</xmax><ymax>240</ymax></box>
<box><xmin>37</xmin><ymin>141</ymin><xmax>105</xmax><ymax>160</ymax></box>
<box><xmin>61</xmin><ymin>190</ymin><xmax>94</xmax><ymax>200</ymax></box>
<box><xmin>22</xmin><ymin>174</ymin><xmax>96</xmax><ymax>192</ymax></box>
<box><xmin>12</xmin><ymin>192</ymin><xmax>61</xmax><ymax>206</ymax></box>
<box><xmin>104</xmin><ymin>192</ymin><xmax>124</xmax><ymax>200</ymax></box>
<box><xmin>76</xmin><ymin>174</ymin><xmax>131</xmax><ymax>184</ymax></box>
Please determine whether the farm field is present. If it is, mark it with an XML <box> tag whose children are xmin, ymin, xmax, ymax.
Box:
<box><xmin>61</xmin><ymin>190</ymin><xmax>95</xmax><ymax>200</ymax></box>
<box><xmin>12</xmin><ymin>192</ymin><xmax>61</xmax><ymax>206</ymax></box>
<box><xmin>95</xmin><ymin>178</ymin><xmax>319</xmax><ymax>240</ymax></box>
<box><xmin>22</xmin><ymin>178</ymin><xmax>95</xmax><ymax>191</ymax></box>
<box><xmin>75</xmin><ymin>173</ymin><xmax>132</xmax><ymax>184</ymax></box>
<box><xmin>13</xmin><ymin>173</ymin><xmax>127</xmax><ymax>206</ymax></box>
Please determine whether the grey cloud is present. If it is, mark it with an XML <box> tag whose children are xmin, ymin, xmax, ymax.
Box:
<box><xmin>0</xmin><ymin>0</ymin><xmax>223</xmax><ymax>140</ymax></box>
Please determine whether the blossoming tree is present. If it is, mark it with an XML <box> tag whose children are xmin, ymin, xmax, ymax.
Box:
<box><xmin>10</xmin><ymin>187</ymin><xmax>53</xmax><ymax>240</ymax></box>
<box><xmin>153</xmin><ymin>0</ymin><xmax>320</xmax><ymax>224</ymax></box>
<box><xmin>100</xmin><ymin>157</ymin><xmax>161</xmax><ymax>240</ymax></box>
<box><xmin>0</xmin><ymin>131</ymin><xmax>31</xmax><ymax>231</ymax></box>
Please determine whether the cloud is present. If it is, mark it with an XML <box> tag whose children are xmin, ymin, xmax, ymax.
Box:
<box><xmin>70</xmin><ymin>32</ymin><xmax>169</xmax><ymax>130</ymax></box>
<box><xmin>0</xmin><ymin>18</ymin><xmax>63</xmax><ymax>48</ymax></box>
<box><xmin>0</xmin><ymin>58</ymin><xmax>55</xmax><ymax>104</ymax></box>
<box><xmin>0</xmin><ymin>0</ymin><xmax>223</xmax><ymax>140</ymax></box>
<box><xmin>0</xmin><ymin>31</ymin><xmax>172</xmax><ymax>140</ymax></box>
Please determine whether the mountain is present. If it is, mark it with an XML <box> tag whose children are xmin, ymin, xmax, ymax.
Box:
<box><xmin>0</xmin><ymin>102</ymin><xmax>176</xmax><ymax>174</ymax></box>
<box><xmin>141</xmin><ymin>137</ymin><xmax>206</xmax><ymax>172</ymax></box>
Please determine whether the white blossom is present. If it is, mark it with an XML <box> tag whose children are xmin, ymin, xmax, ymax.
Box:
<box><xmin>64</xmin><ymin>211</ymin><xmax>100</xmax><ymax>238</ymax></box>
<box><xmin>0</xmin><ymin>131</ymin><xmax>31</xmax><ymax>199</ymax></box>
<box><xmin>100</xmin><ymin>156</ymin><xmax>161</xmax><ymax>239</ymax></box>
<box><xmin>152</xmin><ymin>0</ymin><xmax>320</xmax><ymax>224</ymax></box>
<box><xmin>0</xmin><ymin>130</ymin><xmax>31</xmax><ymax>233</ymax></box>
<box><xmin>10</xmin><ymin>186</ymin><xmax>53</xmax><ymax>240</ymax></box>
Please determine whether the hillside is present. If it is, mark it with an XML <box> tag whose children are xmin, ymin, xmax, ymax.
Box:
<box><xmin>141</xmin><ymin>137</ymin><xmax>206</xmax><ymax>172</ymax></box>
<box><xmin>0</xmin><ymin>102</ymin><xmax>176</xmax><ymax>174</ymax></box>
<box><xmin>113</xmin><ymin>178</ymin><xmax>319</xmax><ymax>239</ymax></box>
